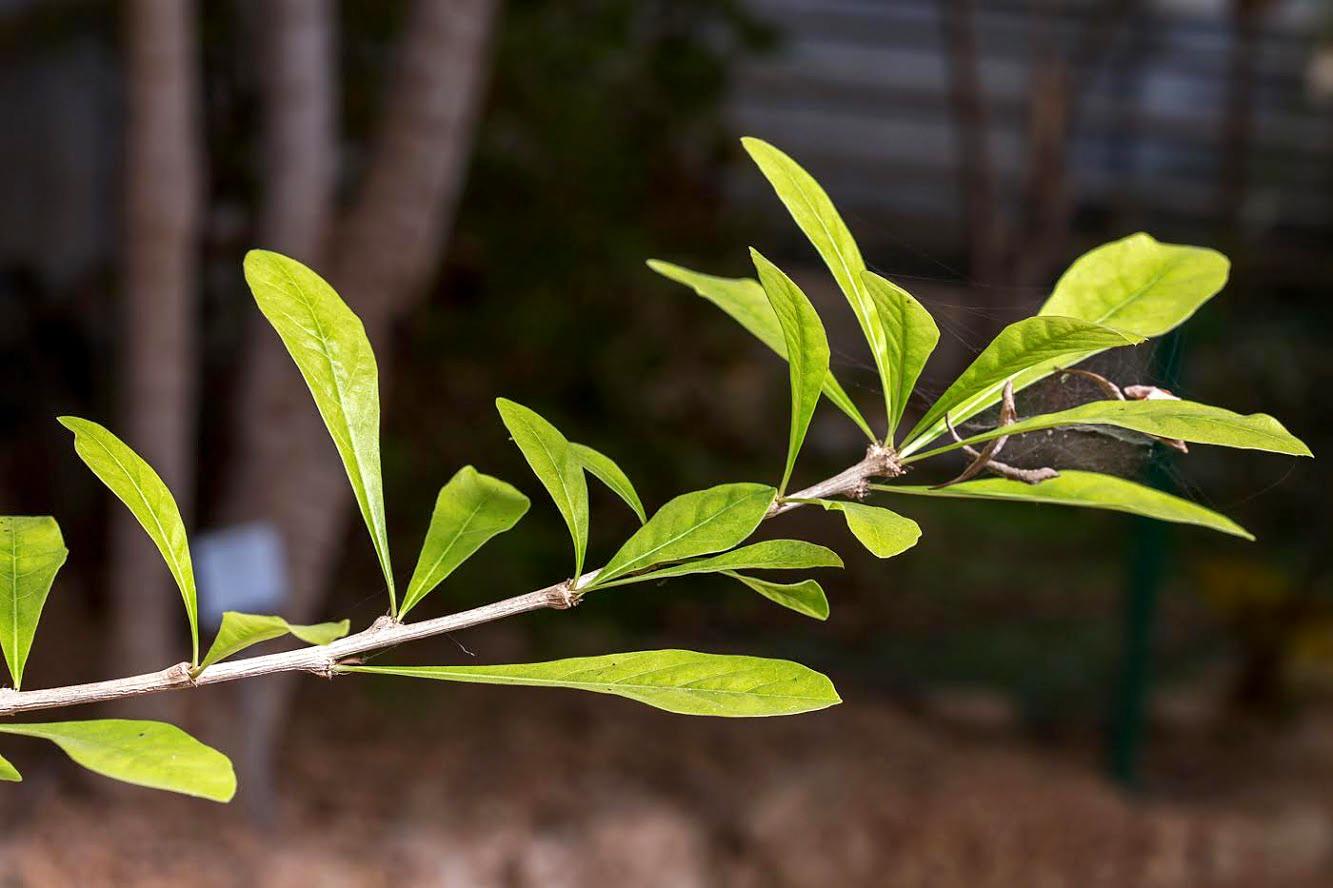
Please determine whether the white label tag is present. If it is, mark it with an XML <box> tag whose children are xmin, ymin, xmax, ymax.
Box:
<box><xmin>193</xmin><ymin>522</ymin><xmax>289</xmax><ymax>628</ymax></box>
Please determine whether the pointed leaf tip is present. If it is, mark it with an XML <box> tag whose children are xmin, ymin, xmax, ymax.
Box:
<box><xmin>571</xmin><ymin>443</ymin><xmax>646</xmax><ymax>524</ymax></box>
<box><xmin>724</xmin><ymin>572</ymin><xmax>830</xmax><ymax>620</ymax></box>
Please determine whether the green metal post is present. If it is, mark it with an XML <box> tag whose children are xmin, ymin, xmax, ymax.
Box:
<box><xmin>1108</xmin><ymin>333</ymin><xmax>1183</xmax><ymax>789</ymax></box>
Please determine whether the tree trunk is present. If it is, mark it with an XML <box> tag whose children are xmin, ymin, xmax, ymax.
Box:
<box><xmin>940</xmin><ymin>0</ymin><xmax>1004</xmax><ymax>285</ymax></box>
<box><xmin>229</xmin><ymin>0</ymin><xmax>498</xmax><ymax>624</ymax></box>
<box><xmin>215</xmin><ymin>0</ymin><xmax>338</xmax><ymax>821</ymax></box>
<box><xmin>113</xmin><ymin>0</ymin><xmax>201</xmax><ymax>720</ymax></box>
<box><xmin>217</xmin><ymin>0</ymin><xmax>500</xmax><ymax>815</ymax></box>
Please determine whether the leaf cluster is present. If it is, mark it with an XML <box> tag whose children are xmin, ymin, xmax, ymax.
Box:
<box><xmin>0</xmin><ymin>138</ymin><xmax>1308</xmax><ymax>801</ymax></box>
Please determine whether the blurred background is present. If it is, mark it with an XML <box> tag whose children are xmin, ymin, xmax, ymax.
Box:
<box><xmin>0</xmin><ymin>0</ymin><xmax>1329</xmax><ymax>884</ymax></box>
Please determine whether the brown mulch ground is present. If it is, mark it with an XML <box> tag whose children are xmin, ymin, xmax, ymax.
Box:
<box><xmin>0</xmin><ymin>678</ymin><xmax>1330</xmax><ymax>888</ymax></box>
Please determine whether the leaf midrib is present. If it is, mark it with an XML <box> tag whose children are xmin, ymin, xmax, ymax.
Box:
<box><xmin>956</xmin><ymin>403</ymin><xmax>1296</xmax><ymax>451</ymax></box>
<box><xmin>916</xmin><ymin>323</ymin><xmax>1134</xmax><ymax>435</ymax></box>
<box><xmin>405</xmin><ymin>490</ymin><xmax>491</xmax><ymax>611</ymax></box>
<box><xmin>267</xmin><ymin>262</ymin><xmax>389</xmax><ymax>574</ymax></box>
<box><xmin>85</xmin><ymin>432</ymin><xmax>191</xmax><ymax>602</ymax></box>
<box><xmin>603</xmin><ymin>490</ymin><xmax>768</xmax><ymax>580</ymax></box>
<box><xmin>358</xmin><ymin>666</ymin><xmax>827</xmax><ymax>701</ymax></box>
<box><xmin>1069</xmin><ymin>258</ymin><xmax>1176</xmax><ymax>326</ymax></box>
<box><xmin>509</xmin><ymin>410</ymin><xmax>583</xmax><ymax>555</ymax></box>
<box><xmin>763</xmin><ymin>154</ymin><xmax>888</xmax><ymax>377</ymax></box>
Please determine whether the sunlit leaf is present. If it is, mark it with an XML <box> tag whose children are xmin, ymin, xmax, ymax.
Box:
<box><xmin>0</xmin><ymin>752</ymin><xmax>19</xmax><ymax>782</ymax></box>
<box><xmin>817</xmin><ymin>500</ymin><xmax>921</xmax><ymax>558</ymax></box>
<box><xmin>243</xmin><ymin>251</ymin><xmax>395</xmax><ymax>612</ymax></box>
<box><xmin>0</xmin><ymin>517</ymin><xmax>66</xmax><ymax>689</ymax></box>
<box><xmin>901</xmin><ymin>317</ymin><xmax>1143</xmax><ymax>453</ymax></box>
<box><xmin>909</xmin><ymin>399</ymin><xmax>1311</xmax><ymax>461</ymax></box>
<box><xmin>873</xmin><ymin>470</ymin><xmax>1253</xmax><ymax>539</ymax></box>
<box><xmin>752</xmin><ymin>249</ymin><xmax>830</xmax><ymax>492</ymax></box>
<box><xmin>590</xmin><ymin>484</ymin><xmax>776</xmax><ymax>586</ymax></box>
<box><xmin>571</xmin><ymin>443</ymin><xmax>646</xmax><ymax>524</ymax></box>
<box><xmin>740</xmin><ymin>138</ymin><xmax>896</xmax><ymax>427</ymax></box>
<box><xmin>342</xmin><ymin>649</ymin><xmax>840</xmax><ymax>717</ymax></box>
<box><xmin>723</xmin><ymin>572</ymin><xmax>830</xmax><ymax>620</ymax></box>
<box><xmin>597</xmin><ymin>539</ymin><xmax>840</xmax><ymax>588</ymax></box>
<box><xmin>647</xmin><ymin>259</ymin><xmax>873</xmax><ymax>439</ymax></box>
<box><xmin>861</xmin><ymin>271</ymin><xmax>939</xmax><ymax>439</ymax></box>
<box><xmin>495</xmin><ymin>399</ymin><xmax>590</xmax><ymax>578</ymax></box>
<box><xmin>900</xmin><ymin>234</ymin><xmax>1228</xmax><ymax>456</ymax></box>
<box><xmin>401</xmin><ymin>466</ymin><xmax>530</xmax><ymax>618</ymax></box>
<box><xmin>58</xmin><ymin>417</ymin><xmax>199</xmax><ymax>665</ymax></box>
<box><xmin>1042</xmin><ymin>233</ymin><xmax>1229</xmax><ymax>336</ymax></box>
<box><xmin>197</xmin><ymin>612</ymin><xmax>350</xmax><ymax>672</ymax></box>
<box><xmin>0</xmin><ymin>720</ymin><xmax>235</xmax><ymax>801</ymax></box>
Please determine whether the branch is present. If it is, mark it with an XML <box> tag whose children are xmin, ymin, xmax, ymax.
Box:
<box><xmin>0</xmin><ymin>450</ymin><xmax>902</xmax><ymax>718</ymax></box>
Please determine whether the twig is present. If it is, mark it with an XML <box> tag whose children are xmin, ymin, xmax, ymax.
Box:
<box><xmin>0</xmin><ymin>449</ymin><xmax>904</xmax><ymax>718</ymax></box>
<box><xmin>1060</xmin><ymin>367</ymin><xmax>1125</xmax><ymax>400</ymax></box>
<box><xmin>935</xmin><ymin>382</ymin><xmax>1059</xmax><ymax>487</ymax></box>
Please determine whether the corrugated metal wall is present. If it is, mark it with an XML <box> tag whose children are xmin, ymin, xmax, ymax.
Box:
<box><xmin>729</xmin><ymin>0</ymin><xmax>1333</xmax><ymax>258</ymax></box>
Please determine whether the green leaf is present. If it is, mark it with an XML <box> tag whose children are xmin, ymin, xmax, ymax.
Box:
<box><xmin>597</xmin><ymin>539</ymin><xmax>842</xmax><ymax>587</ymax></box>
<box><xmin>571</xmin><ymin>443</ymin><xmax>646</xmax><ymax>524</ymax></box>
<box><xmin>817</xmin><ymin>500</ymin><xmax>921</xmax><ymax>558</ymax></box>
<box><xmin>861</xmin><ymin>271</ymin><xmax>940</xmax><ymax>439</ymax></box>
<box><xmin>873</xmin><ymin>470</ymin><xmax>1253</xmax><ymax>539</ymax></box>
<box><xmin>0</xmin><ymin>752</ymin><xmax>19</xmax><ymax>782</ymax></box>
<box><xmin>741</xmin><ymin>137</ymin><xmax>895</xmax><ymax>428</ymax></box>
<box><xmin>0</xmin><ymin>517</ymin><xmax>67</xmax><ymax>689</ymax></box>
<box><xmin>899</xmin><ymin>234</ymin><xmax>1228</xmax><ymax>457</ymax></box>
<box><xmin>647</xmin><ymin>259</ymin><xmax>873</xmax><ymax>439</ymax></box>
<box><xmin>908</xmin><ymin>399</ymin><xmax>1311</xmax><ymax>461</ymax></box>
<box><xmin>243</xmin><ymin>251</ymin><xmax>395</xmax><ymax>612</ymax></box>
<box><xmin>400</xmin><ymin>466</ymin><xmax>530</xmax><ymax>618</ymax></box>
<box><xmin>591</xmin><ymin>483</ymin><xmax>776</xmax><ymax>586</ymax></box>
<box><xmin>0</xmin><ymin>720</ymin><xmax>235</xmax><ymax>801</ymax></box>
<box><xmin>751</xmin><ymin>249</ymin><xmax>831</xmax><ymax>492</ymax></box>
<box><xmin>58</xmin><ymin>417</ymin><xmax>199</xmax><ymax>665</ymax></box>
<box><xmin>197</xmin><ymin>612</ymin><xmax>350</xmax><ymax>672</ymax></box>
<box><xmin>900</xmin><ymin>317</ymin><xmax>1144</xmax><ymax>454</ymax></box>
<box><xmin>342</xmin><ymin>649</ymin><xmax>840</xmax><ymax>717</ymax></box>
<box><xmin>1042</xmin><ymin>233</ymin><xmax>1229</xmax><ymax>337</ymax></box>
<box><xmin>495</xmin><ymin>399</ymin><xmax>589</xmax><ymax>578</ymax></box>
<box><xmin>723</xmin><ymin>572</ymin><xmax>830</xmax><ymax>620</ymax></box>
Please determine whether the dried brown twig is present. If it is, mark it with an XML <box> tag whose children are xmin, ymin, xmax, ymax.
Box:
<box><xmin>1060</xmin><ymin>368</ymin><xmax>1188</xmax><ymax>453</ymax></box>
<box><xmin>934</xmin><ymin>380</ymin><xmax>1060</xmax><ymax>488</ymax></box>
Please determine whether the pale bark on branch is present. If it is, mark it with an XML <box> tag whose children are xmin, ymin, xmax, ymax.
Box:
<box><xmin>0</xmin><ymin>452</ymin><xmax>899</xmax><ymax>718</ymax></box>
